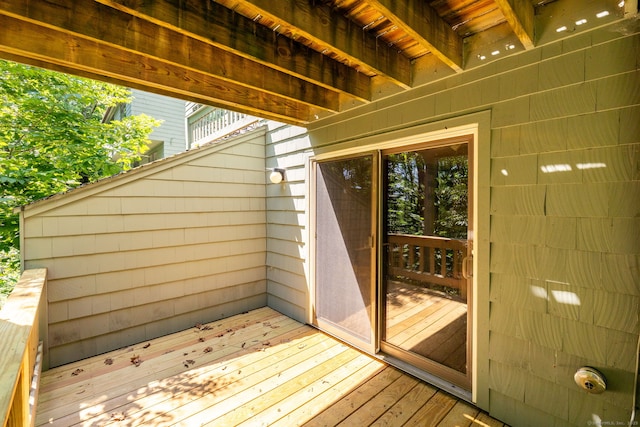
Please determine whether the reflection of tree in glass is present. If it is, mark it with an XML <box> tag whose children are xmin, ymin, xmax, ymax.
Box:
<box><xmin>434</xmin><ymin>155</ymin><xmax>468</xmax><ymax>239</ymax></box>
<box><xmin>386</xmin><ymin>152</ymin><xmax>467</xmax><ymax>239</ymax></box>
<box><xmin>387</xmin><ymin>152</ymin><xmax>426</xmax><ymax>235</ymax></box>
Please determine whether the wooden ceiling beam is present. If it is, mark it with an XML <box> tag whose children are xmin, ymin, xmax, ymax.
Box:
<box><xmin>494</xmin><ymin>0</ymin><xmax>535</xmax><ymax>49</ymax></box>
<box><xmin>0</xmin><ymin>13</ymin><xmax>316</xmax><ymax>125</ymax></box>
<box><xmin>98</xmin><ymin>0</ymin><xmax>372</xmax><ymax>102</ymax></box>
<box><xmin>219</xmin><ymin>0</ymin><xmax>413</xmax><ymax>88</ymax></box>
<box><xmin>366</xmin><ymin>0</ymin><xmax>463</xmax><ymax>72</ymax></box>
<box><xmin>0</xmin><ymin>0</ymin><xmax>340</xmax><ymax>113</ymax></box>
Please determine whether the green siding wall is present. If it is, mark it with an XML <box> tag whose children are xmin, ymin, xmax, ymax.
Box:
<box><xmin>267</xmin><ymin>18</ymin><xmax>639</xmax><ymax>426</ymax></box>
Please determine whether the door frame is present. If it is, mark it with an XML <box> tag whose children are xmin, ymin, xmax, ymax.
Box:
<box><xmin>307</xmin><ymin>111</ymin><xmax>490</xmax><ymax>407</ymax></box>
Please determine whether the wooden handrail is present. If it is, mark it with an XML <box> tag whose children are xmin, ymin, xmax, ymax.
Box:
<box><xmin>0</xmin><ymin>269</ymin><xmax>47</xmax><ymax>427</ymax></box>
<box><xmin>387</xmin><ymin>234</ymin><xmax>467</xmax><ymax>300</ymax></box>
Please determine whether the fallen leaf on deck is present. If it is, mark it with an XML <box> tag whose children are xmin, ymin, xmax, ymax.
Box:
<box><xmin>199</xmin><ymin>337</ymin><xmax>206</xmax><ymax>342</ymax></box>
<box><xmin>130</xmin><ymin>355</ymin><xmax>142</xmax><ymax>367</ymax></box>
<box><xmin>241</xmin><ymin>342</ymin><xmax>246</xmax><ymax>348</ymax></box>
<box><xmin>204</xmin><ymin>347</ymin><xmax>213</xmax><ymax>353</ymax></box>
<box><xmin>202</xmin><ymin>325</ymin><xmax>213</xmax><ymax>331</ymax></box>
<box><xmin>143</xmin><ymin>343</ymin><xmax>151</xmax><ymax>349</ymax></box>
<box><xmin>186</xmin><ymin>359</ymin><xmax>195</xmax><ymax>365</ymax></box>
<box><xmin>71</xmin><ymin>369</ymin><xmax>84</xmax><ymax>376</ymax></box>
<box><xmin>104</xmin><ymin>358</ymin><xmax>113</xmax><ymax>365</ymax></box>
<box><xmin>183</xmin><ymin>352</ymin><xmax>189</xmax><ymax>356</ymax></box>
<box><xmin>110</xmin><ymin>412</ymin><xmax>126</xmax><ymax>421</ymax></box>
<box><xmin>263</xmin><ymin>341</ymin><xmax>270</xmax><ymax>346</ymax></box>
<box><xmin>195</xmin><ymin>323</ymin><xmax>203</xmax><ymax>330</ymax></box>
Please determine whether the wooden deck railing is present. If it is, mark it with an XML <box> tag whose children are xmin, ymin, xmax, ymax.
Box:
<box><xmin>387</xmin><ymin>234</ymin><xmax>467</xmax><ymax>299</ymax></box>
<box><xmin>0</xmin><ymin>269</ymin><xmax>47</xmax><ymax>427</ymax></box>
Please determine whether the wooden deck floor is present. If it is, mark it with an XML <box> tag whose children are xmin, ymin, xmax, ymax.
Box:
<box><xmin>385</xmin><ymin>280</ymin><xmax>467</xmax><ymax>373</ymax></box>
<box><xmin>36</xmin><ymin>307</ymin><xmax>506</xmax><ymax>427</ymax></box>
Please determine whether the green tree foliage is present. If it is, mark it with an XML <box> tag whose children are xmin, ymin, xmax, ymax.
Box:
<box><xmin>0</xmin><ymin>60</ymin><xmax>160</xmax><ymax>289</ymax></box>
<box><xmin>386</xmin><ymin>152</ymin><xmax>426</xmax><ymax>235</ymax></box>
<box><xmin>433</xmin><ymin>156</ymin><xmax>468</xmax><ymax>239</ymax></box>
<box><xmin>386</xmin><ymin>151</ymin><xmax>468</xmax><ymax>238</ymax></box>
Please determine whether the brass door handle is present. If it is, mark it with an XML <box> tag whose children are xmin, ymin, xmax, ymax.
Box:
<box><xmin>462</xmin><ymin>255</ymin><xmax>473</xmax><ymax>279</ymax></box>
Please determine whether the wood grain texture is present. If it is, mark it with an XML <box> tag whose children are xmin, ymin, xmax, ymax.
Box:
<box><xmin>218</xmin><ymin>0</ymin><xmax>412</xmax><ymax>87</ymax></box>
<box><xmin>98</xmin><ymin>0</ymin><xmax>371</xmax><ymax>101</ymax></box>
<box><xmin>0</xmin><ymin>269</ymin><xmax>47</xmax><ymax>427</ymax></box>
<box><xmin>35</xmin><ymin>308</ymin><xmax>506</xmax><ymax>426</ymax></box>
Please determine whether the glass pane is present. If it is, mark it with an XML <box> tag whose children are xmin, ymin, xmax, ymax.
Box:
<box><xmin>383</xmin><ymin>144</ymin><xmax>469</xmax><ymax>374</ymax></box>
<box><xmin>316</xmin><ymin>157</ymin><xmax>373</xmax><ymax>344</ymax></box>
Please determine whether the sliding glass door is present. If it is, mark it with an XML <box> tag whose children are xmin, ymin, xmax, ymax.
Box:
<box><xmin>313</xmin><ymin>136</ymin><xmax>474</xmax><ymax>390</ymax></box>
<box><xmin>381</xmin><ymin>141</ymin><xmax>472</xmax><ymax>389</ymax></box>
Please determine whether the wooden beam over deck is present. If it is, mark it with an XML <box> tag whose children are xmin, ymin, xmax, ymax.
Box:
<box><xmin>219</xmin><ymin>0</ymin><xmax>413</xmax><ymax>88</ymax></box>
<box><xmin>98</xmin><ymin>0</ymin><xmax>372</xmax><ymax>102</ymax></box>
<box><xmin>0</xmin><ymin>13</ymin><xmax>317</xmax><ymax>125</ymax></box>
<box><xmin>0</xmin><ymin>0</ymin><xmax>341</xmax><ymax>124</ymax></box>
<box><xmin>366</xmin><ymin>0</ymin><xmax>464</xmax><ymax>72</ymax></box>
<box><xmin>494</xmin><ymin>0</ymin><xmax>535</xmax><ymax>49</ymax></box>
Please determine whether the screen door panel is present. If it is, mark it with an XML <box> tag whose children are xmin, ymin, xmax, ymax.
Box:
<box><xmin>314</xmin><ymin>155</ymin><xmax>375</xmax><ymax>349</ymax></box>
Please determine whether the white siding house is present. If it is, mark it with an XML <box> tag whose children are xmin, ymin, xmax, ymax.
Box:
<box><xmin>129</xmin><ymin>89</ymin><xmax>187</xmax><ymax>159</ymax></box>
<box><xmin>104</xmin><ymin>89</ymin><xmax>188</xmax><ymax>162</ymax></box>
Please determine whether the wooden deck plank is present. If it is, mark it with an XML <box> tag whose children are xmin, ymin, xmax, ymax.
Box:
<box><xmin>369</xmin><ymin>381</ymin><xmax>439</xmax><ymax>426</ymax></box>
<box><xmin>203</xmin><ymin>345</ymin><xmax>361</xmax><ymax>426</ymax></box>
<box><xmin>48</xmin><ymin>324</ymin><xmax>313</xmax><ymax>426</ymax></box>
<box><xmin>143</xmin><ymin>333</ymin><xmax>344</xmax><ymax>425</ymax></box>
<box><xmin>268</xmin><ymin>358</ymin><xmax>387</xmax><ymax>427</ymax></box>
<box><xmin>437</xmin><ymin>400</ymin><xmax>481</xmax><ymax>427</ymax></box>
<box><xmin>336</xmin><ymin>375</ymin><xmax>421</xmax><ymax>426</ymax></box>
<box><xmin>35</xmin><ymin>307</ymin><xmax>506</xmax><ymax>427</ymax></box>
<box><xmin>39</xmin><ymin>313</ymin><xmax>296</xmax><ymax>408</ymax></box>
<box><xmin>37</xmin><ymin>315</ymin><xmax>301</xmax><ymax>422</ymax></box>
<box><xmin>112</xmin><ymin>329</ymin><xmax>332</xmax><ymax>426</ymax></box>
<box><xmin>473</xmin><ymin>412</ymin><xmax>507</xmax><ymax>427</ymax></box>
<box><xmin>403</xmin><ymin>390</ymin><xmax>458</xmax><ymax>426</ymax></box>
<box><xmin>39</xmin><ymin>307</ymin><xmax>280</xmax><ymax>390</ymax></box>
<box><xmin>242</xmin><ymin>354</ymin><xmax>380</xmax><ymax>427</ymax></box>
<box><xmin>302</xmin><ymin>367</ymin><xmax>404</xmax><ymax>426</ymax></box>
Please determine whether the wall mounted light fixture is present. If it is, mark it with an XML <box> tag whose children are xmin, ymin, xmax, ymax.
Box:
<box><xmin>269</xmin><ymin>168</ymin><xmax>286</xmax><ymax>184</ymax></box>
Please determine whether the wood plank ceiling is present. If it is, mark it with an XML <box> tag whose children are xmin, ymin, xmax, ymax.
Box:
<box><xmin>0</xmin><ymin>0</ymin><xmax>632</xmax><ymax>125</ymax></box>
